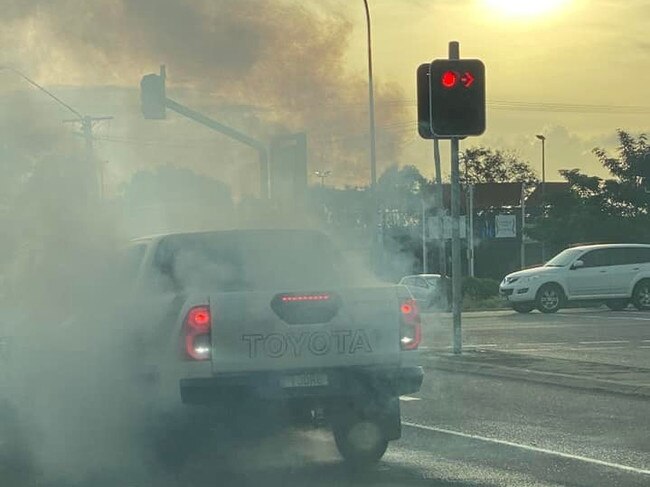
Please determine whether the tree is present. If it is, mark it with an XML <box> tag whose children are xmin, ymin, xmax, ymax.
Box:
<box><xmin>376</xmin><ymin>165</ymin><xmax>427</xmax><ymax>228</ymax></box>
<box><xmin>460</xmin><ymin>147</ymin><xmax>538</xmax><ymax>186</ymax></box>
<box><xmin>527</xmin><ymin>130</ymin><xmax>650</xmax><ymax>249</ymax></box>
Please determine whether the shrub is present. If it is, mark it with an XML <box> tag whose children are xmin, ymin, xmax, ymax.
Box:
<box><xmin>462</xmin><ymin>277</ymin><xmax>500</xmax><ymax>300</ymax></box>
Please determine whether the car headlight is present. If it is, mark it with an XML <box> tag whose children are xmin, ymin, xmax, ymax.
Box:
<box><xmin>519</xmin><ymin>275</ymin><xmax>540</xmax><ymax>284</ymax></box>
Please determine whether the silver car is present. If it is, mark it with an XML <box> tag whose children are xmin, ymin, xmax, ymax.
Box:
<box><xmin>398</xmin><ymin>274</ymin><xmax>448</xmax><ymax>310</ymax></box>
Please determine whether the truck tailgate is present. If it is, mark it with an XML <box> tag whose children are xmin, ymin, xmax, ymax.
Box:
<box><xmin>209</xmin><ymin>286</ymin><xmax>401</xmax><ymax>373</ymax></box>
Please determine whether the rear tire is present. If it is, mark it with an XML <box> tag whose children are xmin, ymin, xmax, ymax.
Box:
<box><xmin>334</xmin><ymin>421</ymin><xmax>389</xmax><ymax>466</ymax></box>
<box><xmin>536</xmin><ymin>284</ymin><xmax>564</xmax><ymax>314</ymax></box>
<box><xmin>513</xmin><ymin>303</ymin><xmax>534</xmax><ymax>314</ymax></box>
<box><xmin>331</xmin><ymin>396</ymin><xmax>398</xmax><ymax>467</ymax></box>
<box><xmin>606</xmin><ymin>299</ymin><xmax>629</xmax><ymax>311</ymax></box>
<box><xmin>632</xmin><ymin>280</ymin><xmax>650</xmax><ymax>310</ymax></box>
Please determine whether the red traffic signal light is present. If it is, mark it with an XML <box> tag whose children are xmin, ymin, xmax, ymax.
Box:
<box><xmin>441</xmin><ymin>71</ymin><xmax>458</xmax><ymax>88</ymax></box>
<box><xmin>429</xmin><ymin>59</ymin><xmax>485</xmax><ymax>137</ymax></box>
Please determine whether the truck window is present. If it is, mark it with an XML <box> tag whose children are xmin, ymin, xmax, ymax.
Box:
<box><xmin>154</xmin><ymin>230</ymin><xmax>348</xmax><ymax>292</ymax></box>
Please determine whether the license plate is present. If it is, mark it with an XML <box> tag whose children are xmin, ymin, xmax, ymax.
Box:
<box><xmin>280</xmin><ymin>372</ymin><xmax>328</xmax><ymax>388</ymax></box>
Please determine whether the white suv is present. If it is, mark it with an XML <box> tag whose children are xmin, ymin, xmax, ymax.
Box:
<box><xmin>499</xmin><ymin>244</ymin><xmax>650</xmax><ymax>313</ymax></box>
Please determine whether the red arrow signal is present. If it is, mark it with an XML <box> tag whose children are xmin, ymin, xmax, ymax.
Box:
<box><xmin>461</xmin><ymin>72</ymin><xmax>474</xmax><ymax>88</ymax></box>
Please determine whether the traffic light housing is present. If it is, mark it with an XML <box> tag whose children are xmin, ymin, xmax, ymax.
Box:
<box><xmin>140</xmin><ymin>72</ymin><xmax>166</xmax><ymax>120</ymax></box>
<box><xmin>429</xmin><ymin>59</ymin><xmax>485</xmax><ymax>137</ymax></box>
<box><xmin>416</xmin><ymin>64</ymin><xmax>434</xmax><ymax>139</ymax></box>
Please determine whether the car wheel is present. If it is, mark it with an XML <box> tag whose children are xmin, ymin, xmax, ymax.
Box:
<box><xmin>333</xmin><ymin>420</ymin><xmax>389</xmax><ymax>467</ymax></box>
<box><xmin>632</xmin><ymin>280</ymin><xmax>650</xmax><ymax>310</ymax></box>
<box><xmin>535</xmin><ymin>284</ymin><xmax>564</xmax><ymax>314</ymax></box>
<box><xmin>513</xmin><ymin>303</ymin><xmax>534</xmax><ymax>314</ymax></box>
<box><xmin>605</xmin><ymin>299</ymin><xmax>629</xmax><ymax>311</ymax></box>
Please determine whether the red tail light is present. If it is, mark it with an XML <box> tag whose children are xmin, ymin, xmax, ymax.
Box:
<box><xmin>184</xmin><ymin>305</ymin><xmax>211</xmax><ymax>361</ymax></box>
<box><xmin>400</xmin><ymin>299</ymin><xmax>422</xmax><ymax>350</ymax></box>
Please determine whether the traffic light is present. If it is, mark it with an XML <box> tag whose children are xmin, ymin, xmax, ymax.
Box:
<box><xmin>416</xmin><ymin>64</ymin><xmax>434</xmax><ymax>139</ymax></box>
<box><xmin>140</xmin><ymin>72</ymin><xmax>166</xmax><ymax>120</ymax></box>
<box><xmin>429</xmin><ymin>59</ymin><xmax>485</xmax><ymax>137</ymax></box>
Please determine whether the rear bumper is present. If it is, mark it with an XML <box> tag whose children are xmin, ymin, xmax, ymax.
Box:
<box><xmin>180</xmin><ymin>365</ymin><xmax>424</xmax><ymax>405</ymax></box>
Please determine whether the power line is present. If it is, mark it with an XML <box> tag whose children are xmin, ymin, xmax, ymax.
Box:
<box><xmin>0</xmin><ymin>66</ymin><xmax>83</xmax><ymax>119</ymax></box>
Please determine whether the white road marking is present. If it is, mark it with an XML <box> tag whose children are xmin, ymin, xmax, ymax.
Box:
<box><xmin>505</xmin><ymin>348</ymin><xmax>562</xmax><ymax>352</ymax></box>
<box><xmin>567</xmin><ymin>346</ymin><xmax>627</xmax><ymax>351</ymax></box>
<box><xmin>579</xmin><ymin>340</ymin><xmax>629</xmax><ymax>344</ymax></box>
<box><xmin>403</xmin><ymin>421</ymin><xmax>650</xmax><ymax>476</ymax></box>
<box><xmin>571</xmin><ymin>314</ymin><xmax>650</xmax><ymax>322</ymax></box>
<box><xmin>515</xmin><ymin>342</ymin><xmax>568</xmax><ymax>346</ymax></box>
<box><xmin>399</xmin><ymin>396</ymin><xmax>421</xmax><ymax>402</ymax></box>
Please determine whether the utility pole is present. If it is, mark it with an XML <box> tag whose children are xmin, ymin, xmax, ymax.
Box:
<box><xmin>449</xmin><ymin>41</ymin><xmax>463</xmax><ymax>355</ymax></box>
<box><xmin>66</xmin><ymin>115</ymin><xmax>114</xmax><ymax>199</ymax></box>
<box><xmin>0</xmin><ymin>66</ymin><xmax>111</xmax><ymax>201</ymax></box>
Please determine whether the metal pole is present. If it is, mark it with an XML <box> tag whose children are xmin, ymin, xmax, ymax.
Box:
<box><xmin>434</xmin><ymin>139</ymin><xmax>446</xmax><ymax>276</ymax></box>
<box><xmin>449</xmin><ymin>41</ymin><xmax>462</xmax><ymax>355</ymax></box>
<box><xmin>363</xmin><ymin>0</ymin><xmax>377</xmax><ymax>188</ymax></box>
<box><xmin>165</xmin><ymin>97</ymin><xmax>269</xmax><ymax>199</ymax></box>
<box><xmin>363</xmin><ymin>0</ymin><xmax>382</xmax><ymax>274</ymax></box>
<box><xmin>422</xmin><ymin>199</ymin><xmax>427</xmax><ymax>273</ymax></box>
<box><xmin>541</xmin><ymin>138</ymin><xmax>546</xmax><ymax>206</ymax></box>
<box><xmin>521</xmin><ymin>182</ymin><xmax>526</xmax><ymax>269</ymax></box>
<box><xmin>81</xmin><ymin>116</ymin><xmax>96</xmax><ymax>198</ymax></box>
<box><xmin>468</xmin><ymin>184</ymin><xmax>475</xmax><ymax>277</ymax></box>
<box><xmin>536</xmin><ymin>134</ymin><xmax>546</xmax><ymax>262</ymax></box>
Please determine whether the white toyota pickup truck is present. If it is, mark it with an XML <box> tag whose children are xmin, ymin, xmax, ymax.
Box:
<box><xmin>126</xmin><ymin>229</ymin><xmax>423</xmax><ymax>465</ymax></box>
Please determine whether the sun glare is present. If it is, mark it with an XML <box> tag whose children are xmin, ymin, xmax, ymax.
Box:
<box><xmin>485</xmin><ymin>0</ymin><xmax>569</xmax><ymax>17</ymax></box>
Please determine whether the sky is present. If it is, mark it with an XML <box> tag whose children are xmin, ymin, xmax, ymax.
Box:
<box><xmin>349</xmin><ymin>0</ymin><xmax>649</xmax><ymax>181</ymax></box>
<box><xmin>0</xmin><ymin>0</ymin><xmax>647</xmax><ymax>192</ymax></box>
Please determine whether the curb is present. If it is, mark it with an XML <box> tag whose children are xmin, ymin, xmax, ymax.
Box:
<box><xmin>422</xmin><ymin>355</ymin><xmax>650</xmax><ymax>399</ymax></box>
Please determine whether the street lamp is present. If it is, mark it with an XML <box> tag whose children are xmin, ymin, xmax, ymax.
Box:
<box><xmin>314</xmin><ymin>170</ymin><xmax>331</xmax><ymax>187</ymax></box>
<box><xmin>362</xmin><ymin>0</ymin><xmax>377</xmax><ymax>188</ymax></box>
<box><xmin>536</xmin><ymin>134</ymin><xmax>546</xmax><ymax>261</ymax></box>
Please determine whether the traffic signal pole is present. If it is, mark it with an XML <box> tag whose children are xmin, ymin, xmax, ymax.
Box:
<box><xmin>417</xmin><ymin>43</ymin><xmax>484</xmax><ymax>351</ymax></box>
<box><xmin>164</xmin><ymin>98</ymin><xmax>269</xmax><ymax>199</ymax></box>
<box><xmin>449</xmin><ymin>41</ymin><xmax>463</xmax><ymax>355</ymax></box>
<box><xmin>433</xmin><ymin>138</ymin><xmax>446</xmax><ymax>277</ymax></box>
<box><xmin>141</xmin><ymin>66</ymin><xmax>269</xmax><ymax>199</ymax></box>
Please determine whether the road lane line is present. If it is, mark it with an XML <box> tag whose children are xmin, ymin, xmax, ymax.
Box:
<box><xmin>567</xmin><ymin>346</ymin><xmax>627</xmax><ymax>350</ymax></box>
<box><xmin>403</xmin><ymin>421</ymin><xmax>650</xmax><ymax>476</ymax></box>
<box><xmin>515</xmin><ymin>342</ymin><xmax>568</xmax><ymax>346</ymax></box>
<box><xmin>571</xmin><ymin>314</ymin><xmax>650</xmax><ymax>322</ymax></box>
<box><xmin>399</xmin><ymin>396</ymin><xmax>421</xmax><ymax>402</ymax></box>
<box><xmin>579</xmin><ymin>340</ymin><xmax>629</xmax><ymax>344</ymax></box>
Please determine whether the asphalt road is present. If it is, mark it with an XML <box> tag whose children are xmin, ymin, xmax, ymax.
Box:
<box><xmin>3</xmin><ymin>308</ymin><xmax>649</xmax><ymax>487</ymax></box>
<box><xmin>421</xmin><ymin>308</ymin><xmax>650</xmax><ymax>368</ymax></box>
<box><xmin>38</xmin><ymin>369</ymin><xmax>643</xmax><ymax>487</ymax></box>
